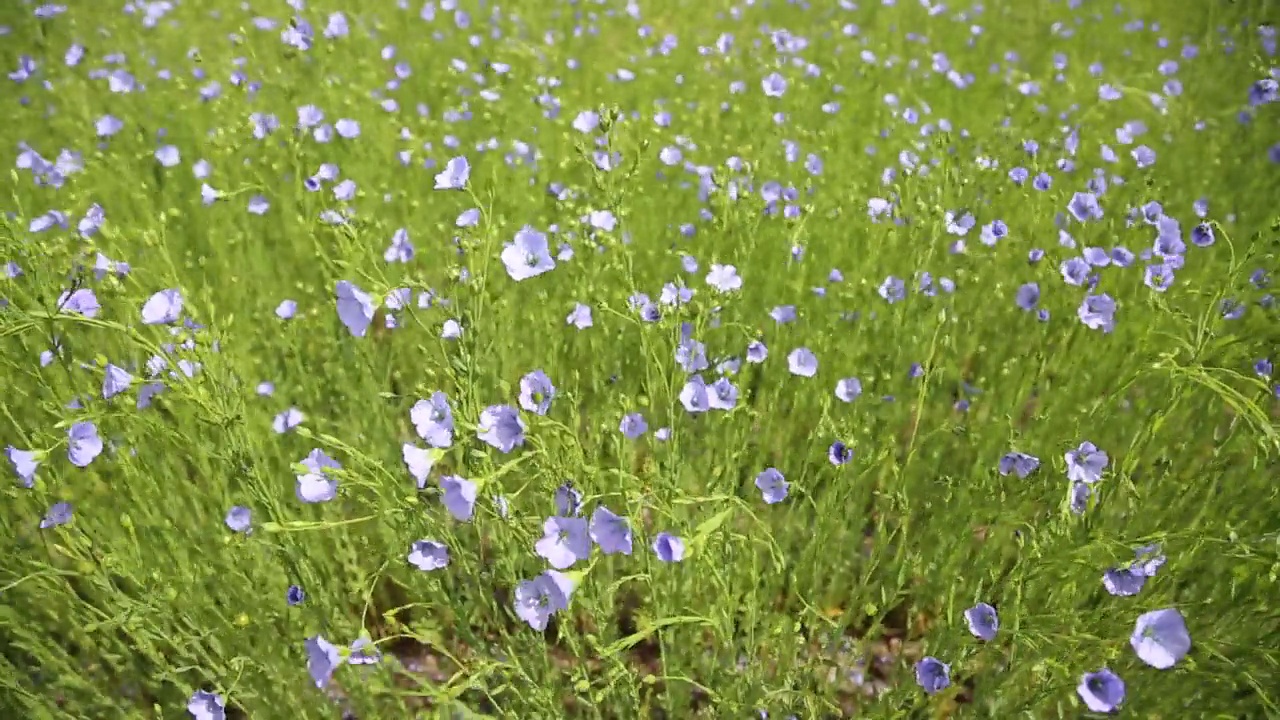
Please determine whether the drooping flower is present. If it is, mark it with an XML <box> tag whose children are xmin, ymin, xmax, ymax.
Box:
<box><xmin>1069</xmin><ymin>481</ymin><xmax>1091</xmax><ymax>514</ymax></box>
<box><xmin>555</xmin><ymin>483</ymin><xmax>583</xmax><ymax>516</ymax></box>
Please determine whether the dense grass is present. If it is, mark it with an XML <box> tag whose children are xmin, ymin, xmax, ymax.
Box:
<box><xmin>1</xmin><ymin>0</ymin><xmax>1278</xmax><ymax>717</ymax></box>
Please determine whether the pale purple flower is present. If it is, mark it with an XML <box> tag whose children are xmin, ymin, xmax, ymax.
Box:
<box><xmin>155</xmin><ymin>145</ymin><xmax>181</xmax><ymax>167</ymax></box>
<box><xmin>335</xmin><ymin>280</ymin><xmax>376</xmax><ymax>337</ymax></box>
<box><xmin>566</xmin><ymin>303</ymin><xmax>593</xmax><ymax>329</ymax></box>
<box><xmin>1133</xmin><ymin>543</ymin><xmax>1167</xmax><ymax>577</ymax></box>
<box><xmin>518</xmin><ymin>370</ymin><xmax>556</xmax><ymax>415</ymax></box>
<box><xmin>1069</xmin><ymin>481</ymin><xmax>1091</xmax><ymax>514</ymax></box>
<box><xmin>434</xmin><ymin>156</ymin><xmax>469</xmax><ymax>189</ymax></box>
<box><xmin>679</xmin><ymin>375</ymin><xmax>710</xmax><ymax>413</ymax></box>
<box><xmin>1015</xmin><ymin>282</ymin><xmax>1040</xmax><ymax>311</ymax></box>
<box><xmin>295</xmin><ymin>448</ymin><xmax>341</xmax><ymax>503</ymax></box>
<box><xmin>102</xmin><ymin>363</ymin><xmax>133</xmax><ymax>399</ymax></box>
<box><xmin>40</xmin><ymin>501</ymin><xmax>73</xmax><ymax>529</ymax></box>
<box><xmin>477</xmin><ymin>404</ymin><xmax>526</xmax><ymax>453</ymax></box>
<box><xmin>187</xmin><ymin>689</ymin><xmax>226</xmax><ymax>720</ymax></box>
<box><xmin>384</xmin><ymin>228</ymin><xmax>414</xmax><ymax>263</ymax></box>
<box><xmin>407</xmin><ymin>539</ymin><xmax>450</xmax><ymax>571</ymax></box>
<box><xmin>411</xmin><ymin>392</ymin><xmax>454</xmax><ymax>448</ymax></box>
<box><xmin>878</xmin><ymin>276</ymin><xmax>906</xmax><ymax>303</ymax></box>
<box><xmin>821</xmin><ymin>439</ymin><xmax>850</xmax><ymax>466</ymax></box>
<box><xmin>652</xmin><ymin>532</ymin><xmax>685</xmax><ymax>562</ymax></box>
<box><xmin>1060</xmin><ymin>257</ymin><xmax>1090</xmax><ymax>286</ymax></box>
<box><xmin>272</xmin><ymin>407</ymin><xmax>304</xmax><ymax>434</ymax></box>
<box><xmin>762</xmin><ymin>72</ymin><xmax>788</xmax><ymax>97</ymax></box>
<box><xmin>305</xmin><ymin>636</ymin><xmax>343</xmax><ymax>688</ymax></box>
<box><xmin>67</xmin><ymin>421</ymin><xmax>103</xmax><ymax>467</ymax></box>
<box><xmin>589</xmin><ymin>506</ymin><xmax>633</xmax><ymax>555</ymax></box>
<box><xmin>835</xmin><ymin>378</ymin><xmax>862</xmax><ymax>402</ymax></box>
<box><xmin>705</xmin><ymin>264</ymin><xmax>742</xmax><ymax>292</ymax></box>
<box><xmin>964</xmin><ymin>603</ymin><xmax>999</xmax><ymax>641</ymax></box>
<box><xmin>1067</xmin><ymin>191</ymin><xmax>1104</xmax><ymax>222</ymax></box>
<box><xmin>1103</xmin><ymin>567</ymin><xmax>1147</xmax><ymax>596</ymax></box>
<box><xmin>402</xmin><ymin>444</ymin><xmax>436</xmax><ymax>488</ymax></box>
<box><xmin>348</xmin><ymin>638</ymin><xmax>381</xmax><ymax>665</ymax></box>
<box><xmin>755</xmin><ymin>467</ymin><xmax>788</xmax><ymax>504</ymax></box>
<box><xmin>501</xmin><ymin>226</ymin><xmax>556</xmax><ymax>281</ymax></box>
<box><xmin>1078</xmin><ymin>668</ymin><xmax>1125</xmax><ymax>713</ymax></box>
<box><xmin>555</xmin><ymin>483</ymin><xmax>583</xmax><ymax>516</ymax></box>
<box><xmin>514</xmin><ymin>570</ymin><xmax>574</xmax><ymax>631</ymax></box>
<box><xmin>619</xmin><ymin>412</ymin><xmax>648</xmax><ymax>439</ymax></box>
<box><xmin>708</xmin><ymin>377</ymin><xmax>738</xmax><ymax>410</ymax></box>
<box><xmin>535</xmin><ymin>516</ymin><xmax>591</xmax><ymax>569</ymax></box>
<box><xmin>1131</xmin><ymin>608</ymin><xmax>1191</xmax><ymax>669</ymax></box>
<box><xmin>572</xmin><ymin>110</ymin><xmax>600</xmax><ymax>133</ymax></box>
<box><xmin>1066</xmin><ymin>441</ymin><xmax>1108</xmax><ymax>484</ymax></box>
<box><xmin>334</xmin><ymin>117</ymin><xmax>359</xmax><ymax>138</ymax></box>
<box><xmin>224</xmin><ymin>505</ymin><xmax>252</xmax><ymax>533</ymax></box>
<box><xmin>998</xmin><ymin>451</ymin><xmax>1040</xmax><ymax>478</ymax></box>
<box><xmin>6</xmin><ymin>446</ymin><xmax>38</xmax><ymax>487</ymax></box>
<box><xmin>440</xmin><ymin>475</ymin><xmax>477</xmax><ymax>521</ymax></box>
<box><xmin>141</xmin><ymin>288</ymin><xmax>183</xmax><ymax>324</ymax></box>
<box><xmin>1078</xmin><ymin>293</ymin><xmax>1117</xmax><ymax>332</ymax></box>
<box><xmin>914</xmin><ymin>657</ymin><xmax>951</xmax><ymax>694</ymax></box>
<box><xmin>787</xmin><ymin>348</ymin><xmax>818</xmax><ymax>377</ymax></box>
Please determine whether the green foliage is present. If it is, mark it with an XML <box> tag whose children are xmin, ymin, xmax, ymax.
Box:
<box><xmin>1</xmin><ymin>1</ymin><xmax>1278</xmax><ymax>718</ymax></box>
